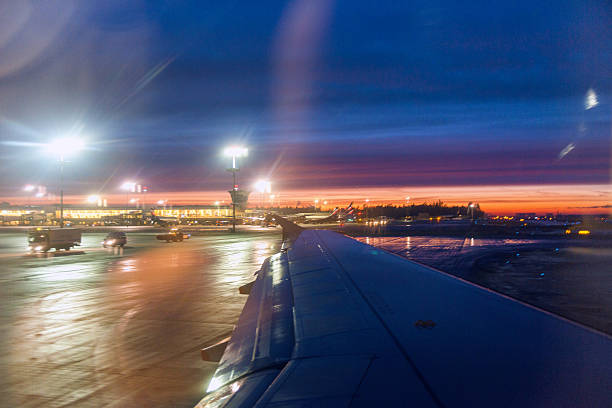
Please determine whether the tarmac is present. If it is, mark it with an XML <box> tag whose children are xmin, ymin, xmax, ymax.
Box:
<box><xmin>0</xmin><ymin>228</ymin><xmax>281</xmax><ymax>407</ymax></box>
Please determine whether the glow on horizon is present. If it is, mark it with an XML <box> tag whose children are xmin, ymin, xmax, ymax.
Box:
<box><xmin>3</xmin><ymin>183</ymin><xmax>611</xmax><ymax>215</ymax></box>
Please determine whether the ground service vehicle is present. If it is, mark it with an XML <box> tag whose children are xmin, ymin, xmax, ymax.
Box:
<box><xmin>28</xmin><ymin>228</ymin><xmax>82</xmax><ymax>252</ymax></box>
<box><xmin>102</xmin><ymin>231</ymin><xmax>127</xmax><ymax>247</ymax></box>
<box><xmin>156</xmin><ymin>229</ymin><xmax>189</xmax><ymax>242</ymax></box>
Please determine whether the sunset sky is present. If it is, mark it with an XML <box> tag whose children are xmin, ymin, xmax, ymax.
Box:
<box><xmin>0</xmin><ymin>1</ymin><xmax>610</xmax><ymax>214</ymax></box>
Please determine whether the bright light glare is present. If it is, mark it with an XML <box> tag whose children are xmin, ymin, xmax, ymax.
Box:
<box><xmin>87</xmin><ymin>195</ymin><xmax>100</xmax><ymax>203</ymax></box>
<box><xmin>121</xmin><ymin>181</ymin><xmax>136</xmax><ymax>191</ymax></box>
<box><xmin>224</xmin><ymin>145</ymin><xmax>248</xmax><ymax>169</ymax></box>
<box><xmin>207</xmin><ymin>376</ymin><xmax>223</xmax><ymax>393</ymax></box>
<box><xmin>585</xmin><ymin>88</ymin><xmax>599</xmax><ymax>110</ymax></box>
<box><xmin>223</xmin><ymin>146</ymin><xmax>248</xmax><ymax>157</ymax></box>
<box><xmin>558</xmin><ymin>143</ymin><xmax>575</xmax><ymax>160</ymax></box>
<box><xmin>214</xmin><ymin>201</ymin><xmax>220</xmax><ymax>205</ymax></box>
<box><xmin>23</xmin><ymin>184</ymin><xmax>35</xmax><ymax>192</ymax></box>
<box><xmin>45</xmin><ymin>137</ymin><xmax>85</xmax><ymax>159</ymax></box>
<box><xmin>157</xmin><ymin>200</ymin><xmax>165</xmax><ymax>205</ymax></box>
<box><xmin>254</xmin><ymin>179</ymin><xmax>271</xmax><ymax>193</ymax></box>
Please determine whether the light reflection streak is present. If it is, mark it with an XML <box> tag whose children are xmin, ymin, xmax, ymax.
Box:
<box><xmin>119</xmin><ymin>258</ymin><xmax>136</xmax><ymax>272</ymax></box>
<box><xmin>202</xmin><ymin>378</ymin><xmax>244</xmax><ymax>405</ymax></box>
<box><xmin>37</xmin><ymin>263</ymin><xmax>92</xmax><ymax>281</ymax></box>
<box><xmin>558</xmin><ymin>143</ymin><xmax>575</xmax><ymax>160</ymax></box>
<box><xmin>585</xmin><ymin>88</ymin><xmax>599</xmax><ymax>110</ymax></box>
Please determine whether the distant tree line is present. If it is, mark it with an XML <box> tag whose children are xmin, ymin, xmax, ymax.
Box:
<box><xmin>268</xmin><ymin>200</ymin><xmax>484</xmax><ymax>219</ymax></box>
<box><xmin>362</xmin><ymin>201</ymin><xmax>484</xmax><ymax>219</ymax></box>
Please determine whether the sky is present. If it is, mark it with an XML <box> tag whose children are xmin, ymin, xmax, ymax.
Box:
<box><xmin>0</xmin><ymin>0</ymin><xmax>611</xmax><ymax>213</ymax></box>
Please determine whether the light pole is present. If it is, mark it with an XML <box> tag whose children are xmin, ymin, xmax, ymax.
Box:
<box><xmin>223</xmin><ymin>146</ymin><xmax>248</xmax><ymax>233</ymax></box>
<box><xmin>469</xmin><ymin>203</ymin><xmax>476</xmax><ymax>222</ymax></box>
<box><xmin>142</xmin><ymin>185</ymin><xmax>148</xmax><ymax>211</ymax></box>
<box><xmin>23</xmin><ymin>185</ymin><xmax>35</xmax><ymax>207</ymax></box>
<box><xmin>87</xmin><ymin>195</ymin><xmax>101</xmax><ymax>207</ymax></box>
<box><xmin>46</xmin><ymin>137</ymin><xmax>85</xmax><ymax>228</ymax></box>
<box><xmin>34</xmin><ymin>186</ymin><xmax>46</xmax><ymax>206</ymax></box>
<box><xmin>254</xmin><ymin>179</ymin><xmax>271</xmax><ymax>210</ymax></box>
<box><xmin>121</xmin><ymin>181</ymin><xmax>137</xmax><ymax>225</ymax></box>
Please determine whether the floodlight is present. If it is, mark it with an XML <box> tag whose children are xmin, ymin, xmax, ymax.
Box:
<box><xmin>45</xmin><ymin>137</ymin><xmax>85</xmax><ymax>159</ymax></box>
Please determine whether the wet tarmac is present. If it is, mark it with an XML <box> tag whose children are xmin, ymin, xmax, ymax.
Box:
<box><xmin>0</xmin><ymin>230</ymin><xmax>281</xmax><ymax>408</ymax></box>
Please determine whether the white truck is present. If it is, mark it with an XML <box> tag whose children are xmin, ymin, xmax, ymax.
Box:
<box><xmin>28</xmin><ymin>228</ymin><xmax>82</xmax><ymax>252</ymax></box>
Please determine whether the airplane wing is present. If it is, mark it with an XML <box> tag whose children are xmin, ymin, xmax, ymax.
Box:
<box><xmin>196</xmin><ymin>224</ymin><xmax>612</xmax><ymax>407</ymax></box>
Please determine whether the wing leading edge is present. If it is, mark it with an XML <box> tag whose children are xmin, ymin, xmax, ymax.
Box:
<box><xmin>196</xmin><ymin>228</ymin><xmax>612</xmax><ymax>407</ymax></box>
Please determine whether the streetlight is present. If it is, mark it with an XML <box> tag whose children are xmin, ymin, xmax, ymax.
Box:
<box><xmin>469</xmin><ymin>203</ymin><xmax>476</xmax><ymax>222</ymax></box>
<box><xmin>223</xmin><ymin>145</ymin><xmax>248</xmax><ymax>233</ymax></box>
<box><xmin>214</xmin><ymin>201</ymin><xmax>220</xmax><ymax>217</ymax></box>
<box><xmin>25</xmin><ymin>185</ymin><xmax>47</xmax><ymax>201</ymax></box>
<box><xmin>121</xmin><ymin>181</ymin><xmax>137</xmax><ymax>225</ymax></box>
<box><xmin>223</xmin><ymin>146</ymin><xmax>248</xmax><ymax>169</ymax></box>
<box><xmin>254</xmin><ymin>179</ymin><xmax>271</xmax><ymax>210</ymax></box>
<box><xmin>87</xmin><ymin>194</ymin><xmax>102</xmax><ymax>207</ymax></box>
<box><xmin>315</xmin><ymin>199</ymin><xmax>319</xmax><ymax>211</ymax></box>
<box><xmin>23</xmin><ymin>185</ymin><xmax>36</xmax><ymax>207</ymax></box>
<box><xmin>45</xmin><ymin>136</ymin><xmax>86</xmax><ymax>228</ymax></box>
<box><xmin>121</xmin><ymin>182</ymin><xmax>136</xmax><ymax>198</ymax></box>
<box><xmin>156</xmin><ymin>199</ymin><xmax>168</xmax><ymax>213</ymax></box>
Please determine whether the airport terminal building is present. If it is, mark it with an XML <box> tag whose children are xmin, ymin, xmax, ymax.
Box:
<box><xmin>0</xmin><ymin>204</ymin><xmax>235</xmax><ymax>226</ymax></box>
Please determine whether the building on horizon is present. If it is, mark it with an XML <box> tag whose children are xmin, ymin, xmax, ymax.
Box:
<box><xmin>0</xmin><ymin>204</ymin><xmax>235</xmax><ymax>226</ymax></box>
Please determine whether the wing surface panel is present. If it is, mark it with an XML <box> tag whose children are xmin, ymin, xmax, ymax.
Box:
<box><xmin>313</xmin><ymin>230</ymin><xmax>612</xmax><ymax>407</ymax></box>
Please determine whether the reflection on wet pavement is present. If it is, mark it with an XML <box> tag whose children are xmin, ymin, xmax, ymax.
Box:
<box><xmin>0</xmin><ymin>232</ymin><xmax>280</xmax><ymax>407</ymax></box>
<box><xmin>356</xmin><ymin>236</ymin><xmax>538</xmax><ymax>273</ymax></box>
